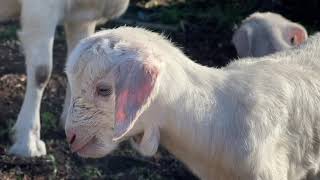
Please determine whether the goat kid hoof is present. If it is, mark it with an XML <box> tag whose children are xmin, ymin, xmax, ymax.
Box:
<box><xmin>9</xmin><ymin>139</ymin><xmax>47</xmax><ymax>157</ymax></box>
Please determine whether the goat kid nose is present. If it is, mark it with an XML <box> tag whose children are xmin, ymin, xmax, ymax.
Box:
<box><xmin>66</xmin><ymin>129</ymin><xmax>77</xmax><ymax>145</ymax></box>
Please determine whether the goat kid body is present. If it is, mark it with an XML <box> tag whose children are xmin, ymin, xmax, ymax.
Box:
<box><xmin>2</xmin><ymin>0</ymin><xmax>129</xmax><ymax>157</ymax></box>
<box><xmin>145</xmin><ymin>36</ymin><xmax>320</xmax><ymax>180</ymax></box>
<box><xmin>65</xmin><ymin>28</ymin><xmax>320</xmax><ymax>180</ymax></box>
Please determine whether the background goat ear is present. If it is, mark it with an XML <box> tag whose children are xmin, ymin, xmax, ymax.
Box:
<box><xmin>130</xmin><ymin>127</ymin><xmax>160</xmax><ymax>156</ymax></box>
<box><xmin>112</xmin><ymin>60</ymin><xmax>159</xmax><ymax>141</ymax></box>
<box><xmin>232</xmin><ymin>26</ymin><xmax>253</xmax><ymax>57</ymax></box>
<box><xmin>286</xmin><ymin>24</ymin><xmax>308</xmax><ymax>46</ymax></box>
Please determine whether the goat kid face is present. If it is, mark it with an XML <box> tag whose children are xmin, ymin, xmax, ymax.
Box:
<box><xmin>65</xmin><ymin>38</ymin><xmax>162</xmax><ymax>158</ymax></box>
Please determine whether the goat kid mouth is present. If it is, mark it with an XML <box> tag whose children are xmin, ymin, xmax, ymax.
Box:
<box><xmin>70</xmin><ymin>136</ymin><xmax>96</xmax><ymax>153</ymax></box>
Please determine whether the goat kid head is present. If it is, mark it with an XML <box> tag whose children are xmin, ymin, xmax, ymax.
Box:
<box><xmin>232</xmin><ymin>12</ymin><xmax>308</xmax><ymax>57</ymax></box>
<box><xmin>65</xmin><ymin>31</ymin><xmax>163</xmax><ymax>158</ymax></box>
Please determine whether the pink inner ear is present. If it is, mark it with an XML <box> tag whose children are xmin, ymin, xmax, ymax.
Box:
<box><xmin>115</xmin><ymin>81</ymin><xmax>154</xmax><ymax>123</ymax></box>
<box><xmin>291</xmin><ymin>27</ymin><xmax>307</xmax><ymax>45</ymax></box>
<box><xmin>114</xmin><ymin>61</ymin><xmax>159</xmax><ymax>138</ymax></box>
<box><xmin>116</xmin><ymin>89</ymin><xmax>129</xmax><ymax>122</ymax></box>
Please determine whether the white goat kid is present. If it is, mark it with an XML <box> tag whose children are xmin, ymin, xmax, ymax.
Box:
<box><xmin>232</xmin><ymin>12</ymin><xmax>308</xmax><ymax>57</ymax></box>
<box><xmin>1</xmin><ymin>0</ymin><xmax>129</xmax><ymax>157</ymax></box>
<box><xmin>65</xmin><ymin>27</ymin><xmax>320</xmax><ymax>180</ymax></box>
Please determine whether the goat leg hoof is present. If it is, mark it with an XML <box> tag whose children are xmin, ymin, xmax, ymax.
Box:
<box><xmin>9</xmin><ymin>138</ymin><xmax>47</xmax><ymax>157</ymax></box>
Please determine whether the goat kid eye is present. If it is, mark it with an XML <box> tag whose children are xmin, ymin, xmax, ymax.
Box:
<box><xmin>97</xmin><ymin>85</ymin><xmax>113</xmax><ymax>97</ymax></box>
<box><xmin>290</xmin><ymin>36</ymin><xmax>296</xmax><ymax>45</ymax></box>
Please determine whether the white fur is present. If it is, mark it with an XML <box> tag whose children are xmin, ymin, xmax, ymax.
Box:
<box><xmin>65</xmin><ymin>27</ymin><xmax>320</xmax><ymax>180</ymax></box>
<box><xmin>2</xmin><ymin>0</ymin><xmax>129</xmax><ymax>157</ymax></box>
<box><xmin>232</xmin><ymin>12</ymin><xmax>308</xmax><ymax>58</ymax></box>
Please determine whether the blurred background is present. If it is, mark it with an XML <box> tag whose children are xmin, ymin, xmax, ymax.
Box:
<box><xmin>0</xmin><ymin>0</ymin><xmax>319</xmax><ymax>179</ymax></box>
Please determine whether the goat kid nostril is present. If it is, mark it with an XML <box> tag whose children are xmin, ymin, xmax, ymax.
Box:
<box><xmin>70</xmin><ymin>134</ymin><xmax>76</xmax><ymax>144</ymax></box>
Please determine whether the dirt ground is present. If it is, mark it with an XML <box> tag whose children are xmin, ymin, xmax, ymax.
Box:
<box><xmin>0</xmin><ymin>1</ymin><xmax>238</xmax><ymax>179</ymax></box>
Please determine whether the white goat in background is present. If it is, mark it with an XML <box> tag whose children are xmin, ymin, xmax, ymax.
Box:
<box><xmin>0</xmin><ymin>0</ymin><xmax>129</xmax><ymax>157</ymax></box>
<box><xmin>232</xmin><ymin>12</ymin><xmax>308</xmax><ymax>57</ymax></box>
<box><xmin>64</xmin><ymin>27</ymin><xmax>320</xmax><ymax>180</ymax></box>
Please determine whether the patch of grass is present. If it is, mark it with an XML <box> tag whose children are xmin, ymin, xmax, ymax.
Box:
<box><xmin>80</xmin><ymin>166</ymin><xmax>103</xmax><ymax>179</ymax></box>
<box><xmin>0</xmin><ymin>118</ymin><xmax>15</xmax><ymax>142</ymax></box>
<box><xmin>0</xmin><ymin>24</ymin><xmax>18</xmax><ymax>40</ymax></box>
<box><xmin>16</xmin><ymin>175</ymin><xmax>25</xmax><ymax>180</ymax></box>
<box><xmin>47</xmin><ymin>154</ymin><xmax>58</xmax><ymax>176</ymax></box>
<box><xmin>41</xmin><ymin>112</ymin><xmax>57</xmax><ymax>130</ymax></box>
<box><xmin>143</xmin><ymin>0</ymin><xmax>259</xmax><ymax>28</ymax></box>
<box><xmin>137</xmin><ymin>0</ymin><xmax>185</xmax><ymax>8</ymax></box>
<box><xmin>108</xmin><ymin>167</ymin><xmax>164</xmax><ymax>180</ymax></box>
<box><xmin>129</xmin><ymin>167</ymin><xmax>163</xmax><ymax>180</ymax></box>
<box><xmin>159</xmin><ymin>7</ymin><xmax>185</xmax><ymax>24</ymax></box>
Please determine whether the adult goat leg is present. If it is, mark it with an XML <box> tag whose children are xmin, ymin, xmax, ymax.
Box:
<box><xmin>9</xmin><ymin>0</ymin><xmax>63</xmax><ymax>157</ymax></box>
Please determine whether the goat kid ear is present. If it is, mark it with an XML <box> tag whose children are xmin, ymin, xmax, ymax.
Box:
<box><xmin>130</xmin><ymin>126</ymin><xmax>160</xmax><ymax>156</ymax></box>
<box><xmin>232</xmin><ymin>25</ymin><xmax>253</xmax><ymax>57</ymax></box>
<box><xmin>286</xmin><ymin>24</ymin><xmax>308</xmax><ymax>46</ymax></box>
<box><xmin>112</xmin><ymin>60</ymin><xmax>160</xmax><ymax>142</ymax></box>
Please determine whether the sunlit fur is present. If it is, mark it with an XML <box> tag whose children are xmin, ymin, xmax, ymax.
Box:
<box><xmin>232</xmin><ymin>12</ymin><xmax>308</xmax><ymax>58</ymax></box>
<box><xmin>66</xmin><ymin>27</ymin><xmax>320</xmax><ymax>180</ymax></box>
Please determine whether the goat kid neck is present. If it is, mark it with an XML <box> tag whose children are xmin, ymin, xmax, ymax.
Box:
<box><xmin>143</xmin><ymin>58</ymin><xmax>230</xmax><ymax>178</ymax></box>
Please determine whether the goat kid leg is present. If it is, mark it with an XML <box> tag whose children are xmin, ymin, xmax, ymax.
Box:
<box><xmin>60</xmin><ymin>21</ymin><xmax>97</xmax><ymax>127</ymax></box>
<box><xmin>9</xmin><ymin>0</ymin><xmax>63</xmax><ymax>157</ymax></box>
